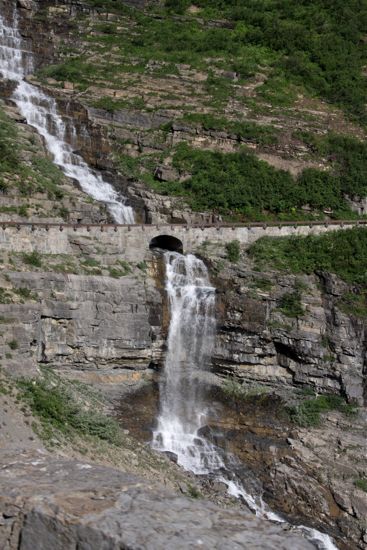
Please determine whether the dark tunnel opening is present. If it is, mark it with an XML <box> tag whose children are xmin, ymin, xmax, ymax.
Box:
<box><xmin>149</xmin><ymin>235</ymin><xmax>184</xmax><ymax>253</ymax></box>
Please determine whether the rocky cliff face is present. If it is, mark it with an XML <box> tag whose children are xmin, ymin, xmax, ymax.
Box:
<box><xmin>205</xmin><ymin>393</ymin><xmax>367</xmax><ymax>550</ymax></box>
<box><xmin>0</xmin><ymin>261</ymin><xmax>165</xmax><ymax>392</ymax></box>
<box><xmin>213</xmin><ymin>265</ymin><xmax>366</xmax><ymax>406</ymax></box>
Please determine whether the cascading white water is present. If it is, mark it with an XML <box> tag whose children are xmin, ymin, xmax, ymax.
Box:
<box><xmin>0</xmin><ymin>7</ymin><xmax>134</xmax><ymax>224</ymax></box>
<box><xmin>153</xmin><ymin>250</ymin><xmax>339</xmax><ymax>550</ymax></box>
<box><xmin>152</xmin><ymin>252</ymin><xmax>222</xmax><ymax>473</ymax></box>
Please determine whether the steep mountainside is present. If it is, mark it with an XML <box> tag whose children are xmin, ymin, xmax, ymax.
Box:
<box><xmin>0</xmin><ymin>1</ymin><xmax>366</xmax><ymax>549</ymax></box>
<box><xmin>3</xmin><ymin>0</ymin><xmax>367</xmax><ymax>223</ymax></box>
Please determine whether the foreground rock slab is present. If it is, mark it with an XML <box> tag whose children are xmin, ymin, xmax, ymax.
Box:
<box><xmin>0</xmin><ymin>450</ymin><xmax>314</xmax><ymax>549</ymax></box>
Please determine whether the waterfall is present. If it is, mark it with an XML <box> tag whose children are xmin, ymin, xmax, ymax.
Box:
<box><xmin>0</xmin><ymin>7</ymin><xmax>134</xmax><ymax>224</ymax></box>
<box><xmin>152</xmin><ymin>252</ymin><xmax>273</xmax><ymax>499</ymax></box>
<box><xmin>153</xmin><ymin>250</ymin><xmax>338</xmax><ymax>550</ymax></box>
<box><xmin>152</xmin><ymin>252</ymin><xmax>221</xmax><ymax>473</ymax></box>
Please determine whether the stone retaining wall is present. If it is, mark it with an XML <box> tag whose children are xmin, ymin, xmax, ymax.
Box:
<box><xmin>0</xmin><ymin>221</ymin><xmax>364</xmax><ymax>261</ymax></box>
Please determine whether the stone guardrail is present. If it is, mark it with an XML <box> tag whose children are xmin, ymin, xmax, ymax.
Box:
<box><xmin>0</xmin><ymin>219</ymin><xmax>365</xmax><ymax>261</ymax></box>
<box><xmin>0</xmin><ymin>219</ymin><xmax>366</xmax><ymax>231</ymax></box>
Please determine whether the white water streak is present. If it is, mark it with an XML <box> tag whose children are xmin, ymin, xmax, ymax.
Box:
<box><xmin>0</xmin><ymin>7</ymin><xmax>134</xmax><ymax>223</ymax></box>
<box><xmin>152</xmin><ymin>252</ymin><xmax>220</xmax><ymax>473</ymax></box>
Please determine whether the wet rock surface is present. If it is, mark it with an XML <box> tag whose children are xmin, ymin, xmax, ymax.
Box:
<box><xmin>208</xmin><ymin>393</ymin><xmax>367</xmax><ymax>550</ymax></box>
<box><xmin>118</xmin><ymin>383</ymin><xmax>367</xmax><ymax>550</ymax></box>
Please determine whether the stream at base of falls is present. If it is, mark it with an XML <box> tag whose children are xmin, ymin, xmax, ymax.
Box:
<box><xmin>151</xmin><ymin>251</ymin><xmax>339</xmax><ymax>550</ymax></box>
<box><xmin>0</xmin><ymin>6</ymin><xmax>134</xmax><ymax>224</ymax></box>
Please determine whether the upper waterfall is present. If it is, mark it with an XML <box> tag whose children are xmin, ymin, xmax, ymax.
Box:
<box><xmin>0</xmin><ymin>7</ymin><xmax>134</xmax><ymax>224</ymax></box>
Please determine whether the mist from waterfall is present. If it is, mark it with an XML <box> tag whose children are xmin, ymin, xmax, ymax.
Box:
<box><xmin>0</xmin><ymin>7</ymin><xmax>134</xmax><ymax>224</ymax></box>
<box><xmin>153</xmin><ymin>250</ymin><xmax>338</xmax><ymax>550</ymax></box>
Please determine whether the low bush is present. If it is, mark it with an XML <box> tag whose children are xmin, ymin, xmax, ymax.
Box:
<box><xmin>287</xmin><ymin>394</ymin><xmax>358</xmax><ymax>427</ymax></box>
<box><xmin>18</xmin><ymin>372</ymin><xmax>122</xmax><ymax>446</ymax></box>
<box><xmin>354</xmin><ymin>478</ymin><xmax>367</xmax><ymax>492</ymax></box>
<box><xmin>7</xmin><ymin>340</ymin><xmax>18</xmax><ymax>350</ymax></box>
<box><xmin>278</xmin><ymin>291</ymin><xmax>304</xmax><ymax>318</ymax></box>
<box><xmin>22</xmin><ymin>251</ymin><xmax>42</xmax><ymax>268</ymax></box>
<box><xmin>159</xmin><ymin>143</ymin><xmax>361</xmax><ymax>220</ymax></box>
<box><xmin>225</xmin><ymin>240</ymin><xmax>240</xmax><ymax>262</ymax></box>
<box><xmin>338</xmin><ymin>291</ymin><xmax>367</xmax><ymax>318</ymax></box>
<box><xmin>249</xmin><ymin>228</ymin><xmax>367</xmax><ymax>285</ymax></box>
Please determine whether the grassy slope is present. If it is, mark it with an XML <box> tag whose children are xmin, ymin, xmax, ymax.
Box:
<box><xmin>34</xmin><ymin>0</ymin><xmax>367</xmax><ymax>222</ymax></box>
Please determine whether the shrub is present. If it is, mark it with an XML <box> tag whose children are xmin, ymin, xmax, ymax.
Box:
<box><xmin>22</xmin><ymin>251</ymin><xmax>42</xmax><ymax>267</ymax></box>
<box><xmin>223</xmin><ymin>378</ymin><xmax>269</xmax><ymax>401</ymax></box>
<box><xmin>225</xmin><ymin>240</ymin><xmax>240</xmax><ymax>262</ymax></box>
<box><xmin>249</xmin><ymin>228</ymin><xmax>367</xmax><ymax>285</ymax></box>
<box><xmin>165</xmin><ymin>0</ymin><xmax>190</xmax><ymax>14</ymax></box>
<box><xmin>354</xmin><ymin>478</ymin><xmax>367</xmax><ymax>492</ymax></box>
<box><xmin>0</xmin><ymin>289</ymin><xmax>11</xmax><ymax>304</ymax></box>
<box><xmin>278</xmin><ymin>291</ymin><xmax>304</xmax><ymax>318</ymax></box>
<box><xmin>181</xmin><ymin>114</ymin><xmax>279</xmax><ymax>145</ymax></box>
<box><xmin>287</xmin><ymin>394</ymin><xmax>358</xmax><ymax>427</ymax></box>
<box><xmin>18</xmin><ymin>205</ymin><xmax>28</xmax><ymax>217</ymax></box>
<box><xmin>14</xmin><ymin>287</ymin><xmax>37</xmax><ymax>300</ymax></box>
<box><xmin>8</xmin><ymin>340</ymin><xmax>18</xmax><ymax>350</ymax></box>
<box><xmin>165</xmin><ymin>143</ymin><xmax>359</xmax><ymax>220</ymax></box>
<box><xmin>108</xmin><ymin>267</ymin><xmax>127</xmax><ymax>278</ymax></box>
<box><xmin>82</xmin><ymin>257</ymin><xmax>101</xmax><ymax>268</ymax></box>
<box><xmin>0</xmin><ymin>112</ymin><xmax>18</xmax><ymax>172</ymax></box>
<box><xmin>338</xmin><ymin>291</ymin><xmax>367</xmax><ymax>318</ymax></box>
<box><xmin>18</xmin><ymin>375</ymin><xmax>122</xmax><ymax>445</ymax></box>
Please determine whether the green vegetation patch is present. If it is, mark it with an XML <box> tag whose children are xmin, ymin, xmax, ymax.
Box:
<box><xmin>81</xmin><ymin>0</ymin><xmax>367</xmax><ymax>119</ymax></box>
<box><xmin>165</xmin><ymin>0</ymin><xmax>367</xmax><ymax>122</ymax></box>
<box><xmin>295</xmin><ymin>132</ymin><xmax>367</xmax><ymax>200</ymax></box>
<box><xmin>22</xmin><ymin>251</ymin><xmax>42</xmax><ymax>268</ymax></box>
<box><xmin>249</xmin><ymin>227</ymin><xmax>367</xmax><ymax>285</ymax></box>
<box><xmin>7</xmin><ymin>340</ymin><xmax>18</xmax><ymax>350</ymax></box>
<box><xmin>108</xmin><ymin>259</ymin><xmax>131</xmax><ymax>278</ymax></box>
<box><xmin>222</xmin><ymin>378</ymin><xmax>270</xmax><ymax>402</ymax></box>
<box><xmin>0</xmin><ymin>288</ymin><xmax>12</xmax><ymax>304</ymax></box>
<box><xmin>287</xmin><ymin>394</ymin><xmax>358</xmax><ymax>427</ymax></box>
<box><xmin>278</xmin><ymin>291</ymin><xmax>304</xmax><ymax>318</ymax></box>
<box><xmin>0</xmin><ymin>105</ymin><xmax>65</xmax><ymax>199</ymax></box>
<box><xmin>251</xmin><ymin>277</ymin><xmax>273</xmax><ymax>292</ymax></box>
<box><xmin>18</xmin><ymin>368</ymin><xmax>122</xmax><ymax>446</ymax></box>
<box><xmin>0</xmin><ymin>109</ymin><xmax>18</xmax><ymax>175</ymax></box>
<box><xmin>225</xmin><ymin>240</ymin><xmax>240</xmax><ymax>263</ymax></box>
<box><xmin>338</xmin><ymin>291</ymin><xmax>367</xmax><ymax>319</ymax></box>
<box><xmin>180</xmin><ymin>114</ymin><xmax>279</xmax><ymax>145</ymax></box>
<box><xmin>92</xmin><ymin>96</ymin><xmax>146</xmax><ymax>112</ymax></box>
<box><xmin>354</xmin><ymin>478</ymin><xmax>367</xmax><ymax>492</ymax></box>
<box><xmin>150</xmin><ymin>143</ymin><xmax>360</xmax><ymax>220</ymax></box>
<box><xmin>14</xmin><ymin>287</ymin><xmax>38</xmax><ymax>301</ymax></box>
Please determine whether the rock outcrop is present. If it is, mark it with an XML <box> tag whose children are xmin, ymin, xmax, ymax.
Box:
<box><xmin>0</xmin><ymin>267</ymin><xmax>164</xmax><ymax>391</ymax></box>
<box><xmin>205</xmin><ymin>392</ymin><xmax>367</xmax><ymax>550</ymax></box>
<box><xmin>213</xmin><ymin>266</ymin><xmax>366</xmax><ymax>405</ymax></box>
<box><xmin>0</xmin><ymin>450</ymin><xmax>314</xmax><ymax>550</ymax></box>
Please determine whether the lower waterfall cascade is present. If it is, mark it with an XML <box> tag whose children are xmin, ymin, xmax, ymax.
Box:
<box><xmin>153</xmin><ymin>251</ymin><xmax>339</xmax><ymax>550</ymax></box>
<box><xmin>0</xmin><ymin>5</ymin><xmax>134</xmax><ymax>224</ymax></box>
